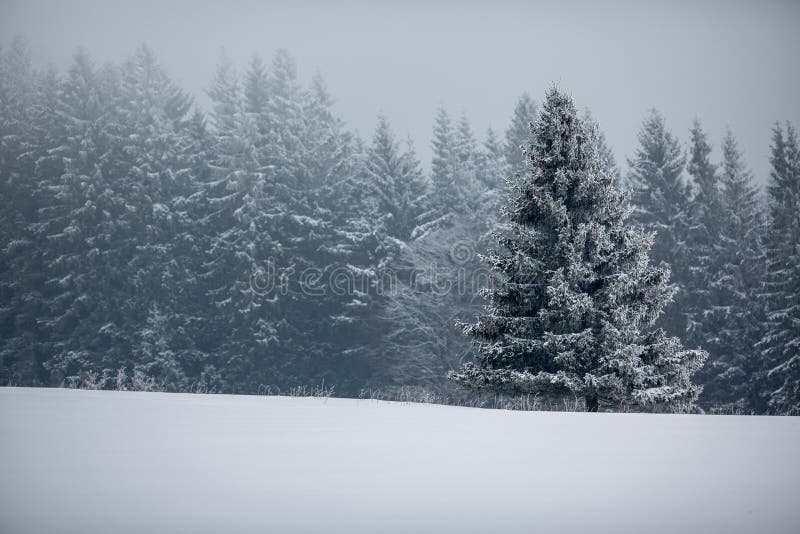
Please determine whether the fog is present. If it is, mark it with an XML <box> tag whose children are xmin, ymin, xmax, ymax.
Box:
<box><xmin>2</xmin><ymin>0</ymin><xmax>799</xmax><ymax>181</ymax></box>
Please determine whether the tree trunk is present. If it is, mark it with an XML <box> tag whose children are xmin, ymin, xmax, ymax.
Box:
<box><xmin>585</xmin><ymin>394</ymin><xmax>599</xmax><ymax>412</ymax></box>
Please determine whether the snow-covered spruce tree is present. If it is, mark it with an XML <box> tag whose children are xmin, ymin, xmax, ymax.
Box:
<box><xmin>0</xmin><ymin>38</ymin><xmax>43</xmax><ymax>385</ymax></box>
<box><xmin>200</xmin><ymin>54</ymin><xmax>289</xmax><ymax>391</ymax></box>
<box><xmin>449</xmin><ymin>89</ymin><xmax>706</xmax><ymax>412</ymax></box>
<box><xmin>684</xmin><ymin>120</ymin><xmax>725</xmax><ymax>356</ymax></box>
<box><xmin>581</xmin><ymin>110</ymin><xmax>620</xmax><ymax>187</ymax></box>
<box><xmin>416</xmin><ymin>108</ymin><xmax>485</xmax><ymax>239</ymax></box>
<box><xmin>759</xmin><ymin>122</ymin><xmax>800</xmax><ymax>415</ymax></box>
<box><xmin>113</xmin><ymin>45</ymin><xmax>206</xmax><ymax>390</ymax></box>
<box><xmin>28</xmin><ymin>50</ymin><xmax>122</xmax><ymax>385</ymax></box>
<box><xmin>366</xmin><ymin>114</ymin><xmax>428</xmax><ymax>242</ymax></box>
<box><xmin>476</xmin><ymin>127</ymin><xmax>508</xmax><ymax>217</ymax></box>
<box><xmin>479</xmin><ymin>127</ymin><xmax>508</xmax><ymax>189</ymax></box>
<box><xmin>505</xmin><ymin>92</ymin><xmax>538</xmax><ymax>177</ymax></box>
<box><xmin>419</xmin><ymin>106</ymin><xmax>458</xmax><ymax>230</ymax></box>
<box><xmin>700</xmin><ymin>130</ymin><xmax>766</xmax><ymax>411</ymax></box>
<box><xmin>627</xmin><ymin>110</ymin><xmax>692</xmax><ymax>339</ymax></box>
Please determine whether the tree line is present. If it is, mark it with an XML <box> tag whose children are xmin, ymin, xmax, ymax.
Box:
<box><xmin>0</xmin><ymin>38</ymin><xmax>797</xmax><ymax>413</ymax></box>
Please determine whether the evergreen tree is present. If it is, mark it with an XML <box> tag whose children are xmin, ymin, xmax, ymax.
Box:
<box><xmin>243</xmin><ymin>55</ymin><xmax>270</xmax><ymax>118</ymax></box>
<box><xmin>201</xmin><ymin>54</ymin><xmax>285</xmax><ymax>390</ymax></box>
<box><xmin>366</xmin><ymin>114</ymin><xmax>427</xmax><ymax>242</ymax></box>
<box><xmin>426</xmin><ymin>106</ymin><xmax>458</xmax><ymax>220</ymax></box>
<box><xmin>0</xmin><ymin>38</ymin><xmax>43</xmax><ymax>384</ymax></box>
<box><xmin>113</xmin><ymin>45</ymin><xmax>205</xmax><ymax>388</ymax></box>
<box><xmin>685</xmin><ymin>120</ymin><xmax>724</xmax><ymax>351</ymax></box>
<box><xmin>627</xmin><ymin>110</ymin><xmax>692</xmax><ymax>338</ymax></box>
<box><xmin>479</xmin><ymin>127</ymin><xmax>507</xmax><ymax>188</ymax></box>
<box><xmin>29</xmin><ymin>50</ymin><xmax>123</xmax><ymax>385</ymax></box>
<box><xmin>417</xmin><ymin>108</ymin><xmax>483</xmax><ymax>238</ymax></box>
<box><xmin>582</xmin><ymin>110</ymin><xmax>620</xmax><ymax>186</ymax></box>
<box><xmin>700</xmin><ymin>130</ymin><xmax>766</xmax><ymax>410</ymax></box>
<box><xmin>759</xmin><ymin>122</ymin><xmax>800</xmax><ymax>414</ymax></box>
<box><xmin>504</xmin><ymin>92</ymin><xmax>538</xmax><ymax>176</ymax></box>
<box><xmin>450</xmin><ymin>89</ymin><xmax>706</xmax><ymax>412</ymax></box>
<box><xmin>476</xmin><ymin>127</ymin><xmax>508</xmax><ymax>217</ymax></box>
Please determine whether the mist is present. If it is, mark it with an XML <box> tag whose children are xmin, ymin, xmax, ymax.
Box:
<box><xmin>3</xmin><ymin>0</ymin><xmax>799</xmax><ymax>181</ymax></box>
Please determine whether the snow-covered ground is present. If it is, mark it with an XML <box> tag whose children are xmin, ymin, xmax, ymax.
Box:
<box><xmin>1</xmin><ymin>388</ymin><xmax>799</xmax><ymax>534</ymax></box>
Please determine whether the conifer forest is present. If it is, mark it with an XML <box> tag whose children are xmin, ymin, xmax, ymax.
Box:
<box><xmin>3</xmin><ymin>3</ymin><xmax>800</xmax><ymax>533</ymax></box>
<box><xmin>1</xmin><ymin>5</ymin><xmax>799</xmax><ymax>416</ymax></box>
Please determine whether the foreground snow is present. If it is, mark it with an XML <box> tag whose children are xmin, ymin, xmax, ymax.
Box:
<box><xmin>1</xmin><ymin>388</ymin><xmax>799</xmax><ymax>534</ymax></box>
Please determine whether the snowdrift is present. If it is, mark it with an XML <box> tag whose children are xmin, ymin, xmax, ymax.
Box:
<box><xmin>1</xmin><ymin>387</ymin><xmax>798</xmax><ymax>533</ymax></box>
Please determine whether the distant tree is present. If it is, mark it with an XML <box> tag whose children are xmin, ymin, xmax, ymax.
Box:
<box><xmin>27</xmin><ymin>50</ymin><xmax>123</xmax><ymax>385</ymax></box>
<box><xmin>627</xmin><ymin>110</ymin><xmax>692</xmax><ymax>338</ymax></box>
<box><xmin>476</xmin><ymin>127</ymin><xmax>508</xmax><ymax>216</ymax></box>
<box><xmin>0</xmin><ymin>37</ymin><xmax>42</xmax><ymax>385</ymax></box>
<box><xmin>504</xmin><ymin>92</ymin><xmax>538</xmax><ymax>177</ymax></box>
<box><xmin>417</xmin><ymin>108</ymin><xmax>484</xmax><ymax>238</ymax></box>
<box><xmin>365</xmin><ymin>114</ymin><xmax>427</xmax><ymax>242</ymax></box>
<box><xmin>424</xmin><ymin>106</ymin><xmax>458</xmax><ymax>224</ymax></box>
<box><xmin>113</xmin><ymin>45</ymin><xmax>208</xmax><ymax>389</ymax></box>
<box><xmin>698</xmin><ymin>130</ymin><xmax>766</xmax><ymax>411</ymax></box>
<box><xmin>582</xmin><ymin>110</ymin><xmax>620</xmax><ymax>186</ymax></box>
<box><xmin>479</xmin><ymin>127</ymin><xmax>507</xmax><ymax>187</ymax></box>
<box><xmin>684</xmin><ymin>120</ymin><xmax>725</xmax><ymax>349</ymax></box>
<box><xmin>450</xmin><ymin>89</ymin><xmax>706</xmax><ymax>412</ymax></box>
<box><xmin>200</xmin><ymin>53</ymin><xmax>288</xmax><ymax>390</ymax></box>
<box><xmin>759</xmin><ymin>122</ymin><xmax>800</xmax><ymax>415</ymax></box>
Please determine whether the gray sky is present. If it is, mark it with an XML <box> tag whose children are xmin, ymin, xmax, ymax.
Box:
<box><xmin>2</xmin><ymin>0</ymin><xmax>798</xmax><ymax>183</ymax></box>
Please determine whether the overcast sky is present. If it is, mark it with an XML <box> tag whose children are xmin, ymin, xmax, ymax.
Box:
<box><xmin>2</xmin><ymin>0</ymin><xmax>799</xmax><ymax>183</ymax></box>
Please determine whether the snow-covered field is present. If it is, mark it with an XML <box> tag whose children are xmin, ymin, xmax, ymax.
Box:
<box><xmin>1</xmin><ymin>388</ymin><xmax>799</xmax><ymax>534</ymax></box>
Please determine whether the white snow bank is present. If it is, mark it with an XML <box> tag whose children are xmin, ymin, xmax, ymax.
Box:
<box><xmin>1</xmin><ymin>387</ymin><xmax>799</xmax><ymax>534</ymax></box>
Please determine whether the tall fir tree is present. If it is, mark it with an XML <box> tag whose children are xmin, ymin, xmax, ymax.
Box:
<box><xmin>29</xmin><ymin>50</ymin><xmax>123</xmax><ymax>385</ymax></box>
<box><xmin>366</xmin><ymin>114</ymin><xmax>427</xmax><ymax>242</ymax></box>
<box><xmin>428</xmin><ymin>106</ymin><xmax>458</xmax><ymax>217</ymax></box>
<box><xmin>114</xmin><ymin>45</ymin><xmax>202</xmax><ymax>389</ymax></box>
<box><xmin>0</xmin><ymin>37</ymin><xmax>42</xmax><ymax>384</ymax></box>
<box><xmin>627</xmin><ymin>110</ymin><xmax>692</xmax><ymax>339</ymax></box>
<box><xmin>476</xmin><ymin>127</ymin><xmax>509</xmax><ymax>217</ymax></box>
<box><xmin>201</xmin><ymin>54</ymin><xmax>287</xmax><ymax>390</ymax></box>
<box><xmin>450</xmin><ymin>89</ymin><xmax>706</xmax><ymax>412</ymax></box>
<box><xmin>504</xmin><ymin>92</ymin><xmax>538</xmax><ymax>177</ymax></box>
<box><xmin>685</xmin><ymin>120</ymin><xmax>724</xmax><ymax>352</ymax></box>
<box><xmin>759</xmin><ymin>122</ymin><xmax>800</xmax><ymax>414</ymax></box>
<box><xmin>582</xmin><ymin>110</ymin><xmax>620</xmax><ymax>186</ymax></box>
<box><xmin>699</xmin><ymin>130</ymin><xmax>766</xmax><ymax>410</ymax></box>
<box><xmin>479</xmin><ymin>127</ymin><xmax>508</xmax><ymax>188</ymax></box>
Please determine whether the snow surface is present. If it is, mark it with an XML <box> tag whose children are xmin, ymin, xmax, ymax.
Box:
<box><xmin>1</xmin><ymin>387</ymin><xmax>799</xmax><ymax>534</ymax></box>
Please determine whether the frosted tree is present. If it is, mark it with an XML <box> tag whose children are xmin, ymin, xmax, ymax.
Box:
<box><xmin>452</xmin><ymin>113</ymin><xmax>484</xmax><ymax>212</ymax></box>
<box><xmin>423</xmin><ymin>106</ymin><xmax>458</xmax><ymax>224</ymax></box>
<box><xmin>684</xmin><ymin>121</ymin><xmax>724</xmax><ymax>349</ymax></box>
<box><xmin>582</xmin><ymin>110</ymin><xmax>620</xmax><ymax>186</ymax></box>
<box><xmin>201</xmin><ymin>54</ymin><xmax>287</xmax><ymax>389</ymax></box>
<box><xmin>417</xmin><ymin>108</ymin><xmax>485</xmax><ymax>238</ymax></box>
<box><xmin>450</xmin><ymin>88</ymin><xmax>706</xmax><ymax>412</ymax></box>
<box><xmin>759</xmin><ymin>122</ymin><xmax>800</xmax><ymax>414</ymax></box>
<box><xmin>627</xmin><ymin>110</ymin><xmax>692</xmax><ymax>338</ymax></box>
<box><xmin>504</xmin><ymin>92</ymin><xmax>538</xmax><ymax>176</ymax></box>
<box><xmin>28</xmin><ymin>50</ymin><xmax>122</xmax><ymax>384</ymax></box>
<box><xmin>289</xmin><ymin>70</ymin><xmax>386</xmax><ymax>392</ymax></box>
<box><xmin>366</xmin><ymin>114</ymin><xmax>427</xmax><ymax>241</ymax></box>
<box><xmin>0</xmin><ymin>38</ymin><xmax>42</xmax><ymax>385</ymax></box>
<box><xmin>698</xmin><ymin>130</ymin><xmax>766</xmax><ymax>410</ymax></box>
<box><xmin>476</xmin><ymin>127</ymin><xmax>509</xmax><ymax>217</ymax></box>
<box><xmin>244</xmin><ymin>55</ymin><xmax>269</xmax><ymax>119</ymax></box>
<box><xmin>113</xmin><ymin>46</ymin><xmax>211</xmax><ymax>386</ymax></box>
<box><xmin>479</xmin><ymin>127</ymin><xmax>508</xmax><ymax>188</ymax></box>
<box><xmin>453</xmin><ymin>113</ymin><xmax>479</xmax><ymax>176</ymax></box>
<box><xmin>0</xmin><ymin>37</ymin><xmax>36</xmax><ymax>234</ymax></box>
